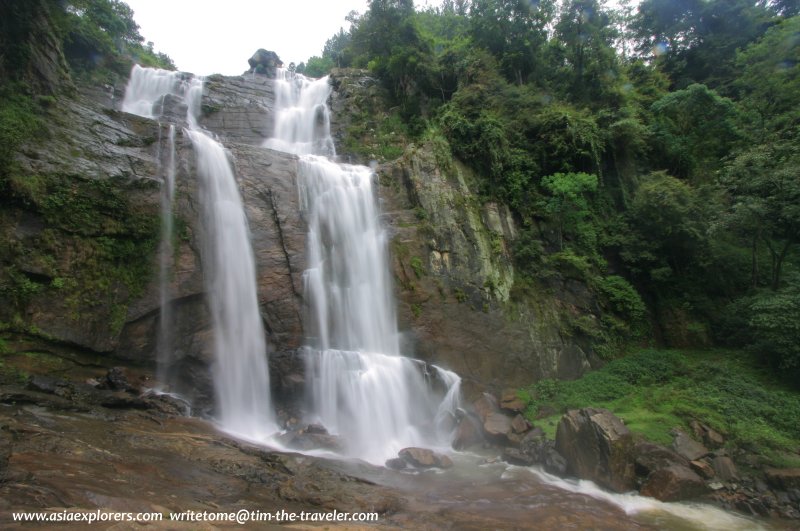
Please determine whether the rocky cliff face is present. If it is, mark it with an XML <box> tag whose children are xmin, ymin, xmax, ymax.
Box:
<box><xmin>1</xmin><ymin>71</ymin><xmax>306</xmax><ymax>411</ymax></box>
<box><xmin>329</xmin><ymin>69</ymin><xmax>600</xmax><ymax>393</ymax></box>
<box><xmin>380</xmin><ymin>144</ymin><xmax>598</xmax><ymax>391</ymax></box>
<box><xmin>2</xmin><ymin>65</ymin><xmax>599</xmax><ymax>415</ymax></box>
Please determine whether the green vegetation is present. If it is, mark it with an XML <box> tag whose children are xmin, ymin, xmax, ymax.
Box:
<box><xmin>0</xmin><ymin>85</ymin><xmax>46</xmax><ymax>180</ymax></box>
<box><xmin>0</xmin><ymin>0</ymin><xmax>174</xmax><ymax>90</ymax></box>
<box><xmin>0</xmin><ymin>171</ymin><xmax>159</xmax><ymax>333</ymax></box>
<box><xmin>56</xmin><ymin>0</ymin><xmax>175</xmax><ymax>77</ymax></box>
<box><xmin>409</xmin><ymin>256</ymin><xmax>425</xmax><ymax>278</ymax></box>
<box><xmin>520</xmin><ymin>349</ymin><xmax>800</xmax><ymax>467</ymax></box>
<box><xmin>300</xmin><ymin>0</ymin><xmax>800</xmax><ymax>386</ymax></box>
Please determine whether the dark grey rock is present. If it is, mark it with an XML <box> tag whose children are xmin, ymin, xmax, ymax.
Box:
<box><xmin>640</xmin><ymin>464</ymin><xmax>709</xmax><ymax>502</ymax></box>
<box><xmin>671</xmin><ymin>430</ymin><xmax>709</xmax><ymax>461</ymax></box>
<box><xmin>503</xmin><ymin>447</ymin><xmax>535</xmax><ymax>466</ymax></box>
<box><xmin>385</xmin><ymin>457</ymin><xmax>407</xmax><ymax>470</ymax></box>
<box><xmin>555</xmin><ymin>408</ymin><xmax>636</xmax><ymax>493</ymax></box>
<box><xmin>398</xmin><ymin>447</ymin><xmax>453</xmax><ymax>469</ymax></box>
<box><xmin>247</xmin><ymin>49</ymin><xmax>282</xmax><ymax>77</ymax></box>
<box><xmin>711</xmin><ymin>455</ymin><xmax>739</xmax><ymax>481</ymax></box>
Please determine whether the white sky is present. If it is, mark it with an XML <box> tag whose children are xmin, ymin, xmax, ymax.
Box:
<box><xmin>125</xmin><ymin>0</ymin><xmax>441</xmax><ymax>76</ymax></box>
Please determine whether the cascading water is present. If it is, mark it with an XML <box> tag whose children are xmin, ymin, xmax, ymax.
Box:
<box><xmin>156</xmin><ymin>124</ymin><xmax>176</xmax><ymax>387</ymax></box>
<box><xmin>122</xmin><ymin>65</ymin><xmax>275</xmax><ymax>437</ymax></box>
<box><xmin>265</xmin><ymin>69</ymin><xmax>461</xmax><ymax>463</ymax></box>
<box><xmin>122</xmin><ymin>65</ymin><xmax>181</xmax><ymax>118</ymax></box>
<box><xmin>188</xmin><ymin>129</ymin><xmax>275</xmax><ymax>437</ymax></box>
<box><xmin>263</xmin><ymin>71</ymin><xmax>335</xmax><ymax>156</ymax></box>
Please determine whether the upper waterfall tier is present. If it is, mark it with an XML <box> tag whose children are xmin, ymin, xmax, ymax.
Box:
<box><xmin>263</xmin><ymin>69</ymin><xmax>335</xmax><ymax>157</ymax></box>
<box><xmin>121</xmin><ymin>65</ymin><xmax>202</xmax><ymax>128</ymax></box>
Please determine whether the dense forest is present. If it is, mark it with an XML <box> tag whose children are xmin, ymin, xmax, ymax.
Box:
<box><xmin>294</xmin><ymin>0</ymin><xmax>800</xmax><ymax>385</ymax></box>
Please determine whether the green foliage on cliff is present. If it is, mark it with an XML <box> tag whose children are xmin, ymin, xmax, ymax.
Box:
<box><xmin>0</xmin><ymin>86</ymin><xmax>45</xmax><ymax>180</ymax></box>
<box><xmin>0</xmin><ymin>170</ymin><xmax>159</xmax><ymax>338</ymax></box>
<box><xmin>0</xmin><ymin>0</ymin><xmax>174</xmax><ymax>89</ymax></box>
<box><xmin>0</xmin><ymin>0</ymin><xmax>169</xmax><ymax>341</ymax></box>
<box><xmin>310</xmin><ymin>1</ymin><xmax>800</xmax><ymax>381</ymax></box>
<box><xmin>58</xmin><ymin>0</ymin><xmax>175</xmax><ymax>75</ymax></box>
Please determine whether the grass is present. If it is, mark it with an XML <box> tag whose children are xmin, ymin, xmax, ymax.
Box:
<box><xmin>520</xmin><ymin>348</ymin><xmax>800</xmax><ymax>467</ymax></box>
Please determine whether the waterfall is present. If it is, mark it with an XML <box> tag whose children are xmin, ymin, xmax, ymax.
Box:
<box><xmin>156</xmin><ymin>125</ymin><xmax>176</xmax><ymax>387</ymax></box>
<box><xmin>263</xmin><ymin>70</ymin><xmax>335</xmax><ymax>157</ymax></box>
<box><xmin>188</xmin><ymin>129</ymin><xmax>275</xmax><ymax>437</ymax></box>
<box><xmin>121</xmin><ymin>65</ymin><xmax>181</xmax><ymax>118</ymax></box>
<box><xmin>122</xmin><ymin>65</ymin><xmax>275</xmax><ymax>436</ymax></box>
<box><xmin>266</xmin><ymin>69</ymin><xmax>461</xmax><ymax>463</ymax></box>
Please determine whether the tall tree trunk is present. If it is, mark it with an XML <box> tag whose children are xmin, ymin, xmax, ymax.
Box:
<box><xmin>772</xmin><ymin>240</ymin><xmax>792</xmax><ymax>291</ymax></box>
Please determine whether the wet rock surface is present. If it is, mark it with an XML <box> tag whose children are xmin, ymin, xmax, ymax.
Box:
<box><xmin>640</xmin><ymin>464</ymin><xmax>709</xmax><ymax>502</ymax></box>
<box><xmin>375</xmin><ymin>141</ymin><xmax>601</xmax><ymax>389</ymax></box>
<box><xmin>397</xmin><ymin>447</ymin><xmax>454</xmax><ymax>469</ymax></box>
<box><xmin>0</xmin><ymin>379</ymin><xmax>678</xmax><ymax>530</ymax></box>
<box><xmin>0</xmin><ymin>387</ymin><xmax>401</xmax><ymax>527</ymax></box>
<box><xmin>198</xmin><ymin>73</ymin><xmax>276</xmax><ymax>145</ymax></box>
<box><xmin>276</xmin><ymin>424</ymin><xmax>344</xmax><ymax>453</ymax></box>
<box><xmin>555</xmin><ymin>408</ymin><xmax>636</xmax><ymax>493</ymax></box>
<box><xmin>671</xmin><ymin>428</ymin><xmax>710</xmax><ymax>461</ymax></box>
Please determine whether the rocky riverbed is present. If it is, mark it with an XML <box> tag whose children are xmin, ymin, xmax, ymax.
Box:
<box><xmin>1</xmin><ymin>364</ymin><xmax>791</xmax><ymax>530</ymax></box>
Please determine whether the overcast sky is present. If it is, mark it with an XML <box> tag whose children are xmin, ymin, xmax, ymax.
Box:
<box><xmin>125</xmin><ymin>0</ymin><xmax>441</xmax><ymax>76</ymax></box>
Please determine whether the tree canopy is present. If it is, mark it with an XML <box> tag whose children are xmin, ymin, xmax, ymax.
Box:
<box><xmin>298</xmin><ymin>0</ymin><xmax>800</xmax><ymax>383</ymax></box>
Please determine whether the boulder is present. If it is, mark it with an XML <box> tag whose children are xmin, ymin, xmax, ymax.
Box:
<box><xmin>451</xmin><ymin>414</ymin><xmax>483</xmax><ymax>450</ymax></box>
<box><xmin>671</xmin><ymin>430</ymin><xmax>709</xmax><ymax>461</ymax></box>
<box><xmin>555</xmin><ymin>408</ymin><xmax>636</xmax><ymax>493</ymax></box>
<box><xmin>473</xmin><ymin>393</ymin><xmax>499</xmax><ymax>422</ymax></box>
<box><xmin>502</xmin><ymin>448</ymin><xmax>535</xmax><ymax>466</ymax></box>
<box><xmin>511</xmin><ymin>414</ymin><xmax>532</xmax><ymax>434</ymax></box>
<box><xmin>385</xmin><ymin>458</ymin><xmax>407</xmax><ymax>470</ymax></box>
<box><xmin>765</xmin><ymin>468</ymin><xmax>800</xmax><ymax>490</ymax></box>
<box><xmin>640</xmin><ymin>464</ymin><xmax>709</xmax><ymax>502</ymax></box>
<box><xmin>484</xmin><ymin>412</ymin><xmax>513</xmax><ymax>439</ymax></box>
<box><xmin>689</xmin><ymin>419</ymin><xmax>724</xmax><ymax>448</ymax></box>
<box><xmin>711</xmin><ymin>455</ymin><xmax>739</xmax><ymax>481</ymax></box>
<box><xmin>690</xmin><ymin>460</ymin><xmax>715</xmax><ymax>480</ymax></box>
<box><xmin>101</xmin><ymin>367</ymin><xmax>135</xmax><ymax>392</ymax></box>
<box><xmin>519</xmin><ymin>428</ymin><xmax>546</xmax><ymax>455</ymax></box>
<box><xmin>500</xmin><ymin>389</ymin><xmax>526</xmax><ymax>413</ymax></box>
<box><xmin>541</xmin><ymin>446</ymin><xmax>568</xmax><ymax>476</ymax></box>
<box><xmin>247</xmin><ymin>49</ymin><xmax>282</xmax><ymax>77</ymax></box>
<box><xmin>634</xmin><ymin>441</ymin><xmax>689</xmax><ymax>479</ymax></box>
<box><xmin>398</xmin><ymin>447</ymin><xmax>453</xmax><ymax>469</ymax></box>
<box><xmin>276</xmin><ymin>425</ymin><xmax>344</xmax><ymax>452</ymax></box>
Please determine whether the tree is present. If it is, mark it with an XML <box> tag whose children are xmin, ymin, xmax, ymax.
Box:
<box><xmin>551</xmin><ymin>0</ymin><xmax>621</xmax><ymax>105</ymax></box>
<box><xmin>720</xmin><ymin>141</ymin><xmax>800</xmax><ymax>290</ymax></box>
<box><xmin>746</xmin><ymin>281</ymin><xmax>800</xmax><ymax>381</ymax></box>
<box><xmin>347</xmin><ymin>0</ymin><xmax>434</xmax><ymax>114</ymax></box>
<box><xmin>649</xmin><ymin>84</ymin><xmax>743</xmax><ymax>181</ymax></box>
<box><xmin>469</xmin><ymin>0</ymin><xmax>554</xmax><ymax>84</ymax></box>
<box><xmin>323</xmin><ymin>27</ymin><xmax>352</xmax><ymax>67</ymax></box>
<box><xmin>622</xmin><ymin>172</ymin><xmax>708</xmax><ymax>282</ymax></box>
<box><xmin>632</xmin><ymin>0</ymin><xmax>774</xmax><ymax>92</ymax></box>
<box><xmin>735</xmin><ymin>16</ymin><xmax>800</xmax><ymax>138</ymax></box>
<box><xmin>302</xmin><ymin>56</ymin><xmax>334</xmax><ymax>78</ymax></box>
<box><xmin>540</xmin><ymin>172</ymin><xmax>598</xmax><ymax>250</ymax></box>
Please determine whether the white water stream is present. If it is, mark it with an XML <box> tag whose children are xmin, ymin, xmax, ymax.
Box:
<box><xmin>122</xmin><ymin>65</ymin><xmax>275</xmax><ymax>437</ymax></box>
<box><xmin>265</xmin><ymin>69</ymin><xmax>461</xmax><ymax>463</ymax></box>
